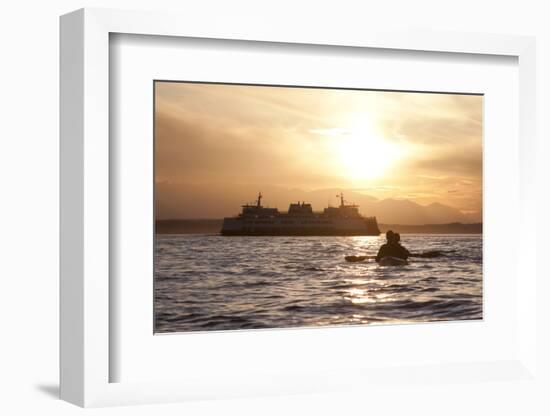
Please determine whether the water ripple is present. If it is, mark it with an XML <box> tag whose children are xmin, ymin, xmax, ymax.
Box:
<box><xmin>155</xmin><ymin>234</ymin><xmax>482</xmax><ymax>332</ymax></box>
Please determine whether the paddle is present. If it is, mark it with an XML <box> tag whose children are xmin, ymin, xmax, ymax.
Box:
<box><xmin>414</xmin><ymin>250</ymin><xmax>443</xmax><ymax>258</ymax></box>
<box><xmin>344</xmin><ymin>255</ymin><xmax>373</xmax><ymax>262</ymax></box>
<box><xmin>344</xmin><ymin>250</ymin><xmax>443</xmax><ymax>262</ymax></box>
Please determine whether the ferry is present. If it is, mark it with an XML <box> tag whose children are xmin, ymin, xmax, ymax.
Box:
<box><xmin>221</xmin><ymin>193</ymin><xmax>380</xmax><ymax>236</ymax></box>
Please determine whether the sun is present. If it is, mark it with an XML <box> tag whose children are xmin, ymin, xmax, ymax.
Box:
<box><xmin>332</xmin><ymin>122</ymin><xmax>401</xmax><ymax>181</ymax></box>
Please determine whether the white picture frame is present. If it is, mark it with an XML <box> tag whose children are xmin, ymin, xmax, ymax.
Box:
<box><xmin>60</xmin><ymin>7</ymin><xmax>539</xmax><ymax>408</ymax></box>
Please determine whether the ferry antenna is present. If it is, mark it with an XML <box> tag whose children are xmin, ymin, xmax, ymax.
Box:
<box><xmin>257</xmin><ymin>192</ymin><xmax>262</xmax><ymax>208</ymax></box>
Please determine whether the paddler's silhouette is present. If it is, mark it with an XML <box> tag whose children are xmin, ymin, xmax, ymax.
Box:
<box><xmin>375</xmin><ymin>230</ymin><xmax>411</xmax><ymax>262</ymax></box>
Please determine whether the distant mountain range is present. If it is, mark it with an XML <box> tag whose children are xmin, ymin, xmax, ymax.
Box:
<box><xmin>156</xmin><ymin>183</ymin><xmax>482</xmax><ymax>225</ymax></box>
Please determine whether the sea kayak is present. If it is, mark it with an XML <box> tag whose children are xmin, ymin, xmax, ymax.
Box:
<box><xmin>378</xmin><ymin>256</ymin><xmax>408</xmax><ymax>266</ymax></box>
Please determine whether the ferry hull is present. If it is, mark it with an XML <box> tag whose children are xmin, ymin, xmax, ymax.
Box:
<box><xmin>220</xmin><ymin>193</ymin><xmax>380</xmax><ymax>237</ymax></box>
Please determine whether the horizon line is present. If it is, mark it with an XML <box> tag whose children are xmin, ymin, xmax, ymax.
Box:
<box><xmin>156</xmin><ymin>218</ymin><xmax>483</xmax><ymax>225</ymax></box>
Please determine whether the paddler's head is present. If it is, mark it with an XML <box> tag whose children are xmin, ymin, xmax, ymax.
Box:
<box><xmin>386</xmin><ymin>230</ymin><xmax>395</xmax><ymax>243</ymax></box>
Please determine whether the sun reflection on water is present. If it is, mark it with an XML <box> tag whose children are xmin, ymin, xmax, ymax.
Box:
<box><xmin>344</xmin><ymin>287</ymin><xmax>396</xmax><ymax>304</ymax></box>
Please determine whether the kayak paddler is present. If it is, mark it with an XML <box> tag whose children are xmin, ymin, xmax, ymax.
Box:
<box><xmin>375</xmin><ymin>230</ymin><xmax>411</xmax><ymax>262</ymax></box>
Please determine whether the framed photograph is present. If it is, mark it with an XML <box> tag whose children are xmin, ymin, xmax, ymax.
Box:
<box><xmin>153</xmin><ymin>80</ymin><xmax>483</xmax><ymax>334</ymax></box>
<box><xmin>60</xmin><ymin>8</ymin><xmax>539</xmax><ymax>408</ymax></box>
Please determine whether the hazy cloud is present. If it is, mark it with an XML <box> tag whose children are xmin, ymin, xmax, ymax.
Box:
<box><xmin>155</xmin><ymin>82</ymin><xmax>482</xmax><ymax>220</ymax></box>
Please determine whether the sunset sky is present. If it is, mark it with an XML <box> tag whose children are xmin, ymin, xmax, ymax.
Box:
<box><xmin>155</xmin><ymin>82</ymin><xmax>482</xmax><ymax>223</ymax></box>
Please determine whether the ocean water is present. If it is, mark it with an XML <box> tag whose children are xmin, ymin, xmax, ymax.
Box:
<box><xmin>154</xmin><ymin>234</ymin><xmax>482</xmax><ymax>333</ymax></box>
